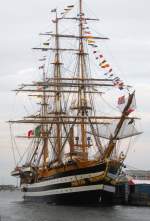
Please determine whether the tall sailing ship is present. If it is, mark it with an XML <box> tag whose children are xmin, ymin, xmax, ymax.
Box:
<box><xmin>9</xmin><ymin>0</ymin><xmax>142</xmax><ymax>204</ymax></box>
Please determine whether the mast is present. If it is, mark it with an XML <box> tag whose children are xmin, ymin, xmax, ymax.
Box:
<box><xmin>78</xmin><ymin>0</ymin><xmax>88</xmax><ymax>160</ymax></box>
<box><xmin>42</xmin><ymin>69</ymin><xmax>49</xmax><ymax>167</ymax></box>
<box><xmin>103</xmin><ymin>92</ymin><xmax>135</xmax><ymax>160</ymax></box>
<box><xmin>53</xmin><ymin>11</ymin><xmax>62</xmax><ymax>162</ymax></box>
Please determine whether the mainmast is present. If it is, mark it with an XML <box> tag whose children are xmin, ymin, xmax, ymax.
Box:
<box><xmin>78</xmin><ymin>0</ymin><xmax>88</xmax><ymax>160</ymax></box>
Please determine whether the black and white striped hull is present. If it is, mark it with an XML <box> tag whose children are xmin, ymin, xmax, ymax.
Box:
<box><xmin>21</xmin><ymin>164</ymin><xmax>118</xmax><ymax>204</ymax></box>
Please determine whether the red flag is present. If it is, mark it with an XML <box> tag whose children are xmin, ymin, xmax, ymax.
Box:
<box><xmin>28</xmin><ymin>130</ymin><xmax>34</xmax><ymax>138</ymax></box>
<box><xmin>126</xmin><ymin>108</ymin><xmax>135</xmax><ymax>115</ymax></box>
<box><xmin>118</xmin><ymin>95</ymin><xmax>125</xmax><ymax>105</ymax></box>
<box><xmin>84</xmin><ymin>31</ymin><xmax>91</xmax><ymax>34</ymax></box>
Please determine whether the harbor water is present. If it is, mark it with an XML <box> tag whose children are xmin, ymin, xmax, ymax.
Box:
<box><xmin>0</xmin><ymin>190</ymin><xmax>150</xmax><ymax>221</ymax></box>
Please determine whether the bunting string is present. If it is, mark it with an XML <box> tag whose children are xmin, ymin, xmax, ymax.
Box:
<box><xmin>83</xmin><ymin>21</ymin><xmax>125</xmax><ymax>90</ymax></box>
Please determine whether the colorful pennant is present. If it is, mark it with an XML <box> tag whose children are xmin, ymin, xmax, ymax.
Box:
<box><xmin>87</xmin><ymin>40</ymin><xmax>95</xmax><ymax>44</ymax></box>
<box><xmin>128</xmin><ymin>118</ymin><xmax>134</xmax><ymax>124</ymax></box>
<box><xmin>118</xmin><ymin>95</ymin><xmax>125</xmax><ymax>105</ymax></box>
<box><xmin>64</xmin><ymin>8</ymin><xmax>70</xmax><ymax>11</ymax></box>
<box><xmin>52</xmin><ymin>19</ymin><xmax>56</xmax><ymax>23</ymax></box>
<box><xmin>51</xmin><ymin>9</ymin><xmax>56</xmax><ymax>12</ymax></box>
<box><xmin>39</xmin><ymin>58</ymin><xmax>46</xmax><ymax>61</ymax></box>
<box><xmin>101</xmin><ymin>64</ymin><xmax>110</xmax><ymax>68</ymax></box>
<box><xmin>39</xmin><ymin>65</ymin><xmax>44</xmax><ymax>69</ymax></box>
<box><xmin>43</xmin><ymin>42</ymin><xmax>49</xmax><ymax>46</ymax></box>
<box><xmin>67</xmin><ymin>5</ymin><xmax>74</xmax><ymax>8</ymax></box>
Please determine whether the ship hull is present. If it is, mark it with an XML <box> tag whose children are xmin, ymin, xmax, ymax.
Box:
<box><xmin>24</xmin><ymin>187</ymin><xmax>115</xmax><ymax>205</ymax></box>
<box><xmin>21</xmin><ymin>163</ymin><xmax>118</xmax><ymax>205</ymax></box>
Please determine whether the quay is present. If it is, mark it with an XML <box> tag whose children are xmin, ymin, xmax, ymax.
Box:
<box><xmin>115</xmin><ymin>170</ymin><xmax>150</xmax><ymax>206</ymax></box>
<box><xmin>0</xmin><ymin>185</ymin><xmax>17</xmax><ymax>191</ymax></box>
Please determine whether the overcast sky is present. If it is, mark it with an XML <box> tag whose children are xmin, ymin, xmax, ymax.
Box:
<box><xmin>0</xmin><ymin>0</ymin><xmax>150</xmax><ymax>184</ymax></box>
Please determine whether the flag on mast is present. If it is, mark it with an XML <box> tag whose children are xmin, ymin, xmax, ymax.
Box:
<box><xmin>67</xmin><ymin>5</ymin><xmax>74</xmax><ymax>8</ymax></box>
<box><xmin>51</xmin><ymin>9</ymin><xmax>56</xmax><ymax>12</ymax></box>
<box><xmin>118</xmin><ymin>95</ymin><xmax>125</xmax><ymax>105</ymax></box>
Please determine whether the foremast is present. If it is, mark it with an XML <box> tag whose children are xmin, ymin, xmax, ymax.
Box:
<box><xmin>53</xmin><ymin>11</ymin><xmax>62</xmax><ymax>163</ymax></box>
<box><xmin>42</xmin><ymin>68</ymin><xmax>49</xmax><ymax>168</ymax></box>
